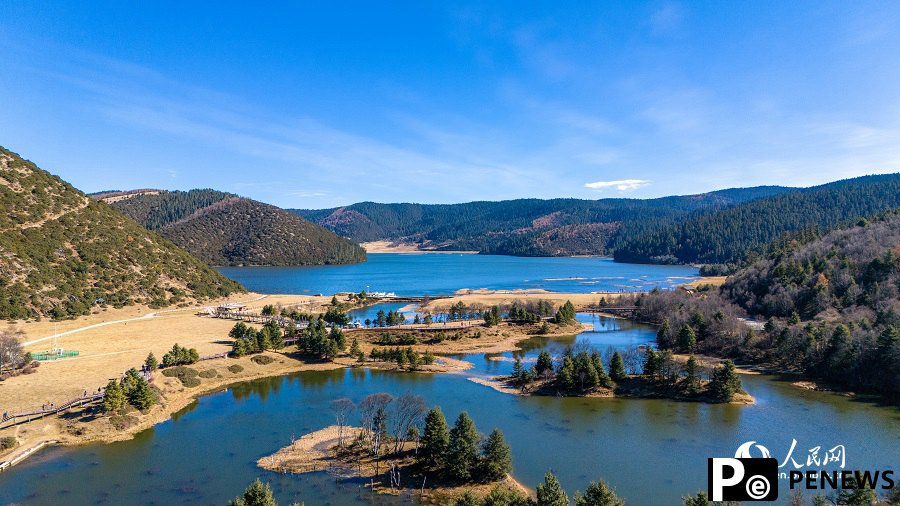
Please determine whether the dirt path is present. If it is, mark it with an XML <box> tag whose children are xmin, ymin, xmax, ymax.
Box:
<box><xmin>21</xmin><ymin>294</ymin><xmax>272</xmax><ymax>348</ymax></box>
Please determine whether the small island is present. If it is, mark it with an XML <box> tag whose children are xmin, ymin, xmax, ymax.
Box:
<box><xmin>474</xmin><ymin>347</ymin><xmax>753</xmax><ymax>405</ymax></box>
<box><xmin>257</xmin><ymin>397</ymin><xmax>529</xmax><ymax>504</ymax></box>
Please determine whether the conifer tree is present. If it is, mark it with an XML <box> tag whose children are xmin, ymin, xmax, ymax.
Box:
<box><xmin>677</xmin><ymin>324</ymin><xmax>697</xmax><ymax>353</ymax></box>
<box><xmin>144</xmin><ymin>352</ymin><xmax>158</xmax><ymax>370</ymax></box>
<box><xmin>609</xmin><ymin>352</ymin><xmax>626</xmax><ymax>382</ymax></box>
<box><xmin>535</xmin><ymin>351</ymin><xmax>553</xmax><ymax>377</ymax></box>
<box><xmin>710</xmin><ymin>360</ymin><xmax>741</xmax><ymax>402</ymax></box>
<box><xmin>228</xmin><ymin>478</ymin><xmax>278</xmax><ymax>506</ymax></box>
<box><xmin>657</xmin><ymin>320</ymin><xmax>672</xmax><ymax>348</ymax></box>
<box><xmin>418</xmin><ymin>407</ymin><xmax>450</xmax><ymax>470</ymax></box>
<box><xmin>480</xmin><ymin>428</ymin><xmax>512</xmax><ymax>481</ymax></box>
<box><xmin>536</xmin><ymin>471</ymin><xmax>570</xmax><ymax>506</ymax></box>
<box><xmin>349</xmin><ymin>337</ymin><xmax>361</xmax><ymax>358</ymax></box>
<box><xmin>574</xmin><ymin>480</ymin><xmax>625</xmax><ymax>506</ymax></box>
<box><xmin>683</xmin><ymin>355</ymin><xmax>700</xmax><ymax>395</ymax></box>
<box><xmin>448</xmin><ymin>411</ymin><xmax>480</xmax><ymax>481</ymax></box>
<box><xmin>454</xmin><ymin>492</ymin><xmax>478</xmax><ymax>506</ymax></box>
<box><xmin>102</xmin><ymin>379</ymin><xmax>126</xmax><ymax>413</ymax></box>
<box><xmin>128</xmin><ymin>375</ymin><xmax>156</xmax><ymax>410</ymax></box>
<box><xmin>643</xmin><ymin>348</ymin><xmax>659</xmax><ymax>379</ymax></box>
<box><xmin>557</xmin><ymin>356</ymin><xmax>575</xmax><ymax>390</ymax></box>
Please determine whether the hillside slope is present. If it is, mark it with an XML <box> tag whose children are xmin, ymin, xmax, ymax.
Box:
<box><xmin>106</xmin><ymin>190</ymin><xmax>367</xmax><ymax>266</ymax></box>
<box><xmin>295</xmin><ymin>186</ymin><xmax>791</xmax><ymax>257</ymax></box>
<box><xmin>0</xmin><ymin>147</ymin><xmax>244</xmax><ymax>320</ymax></box>
<box><xmin>612</xmin><ymin>173</ymin><xmax>900</xmax><ymax>265</ymax></box>
<box><xmin>723</xmin><ymin>211</ymin><xmax>900</xmax><ymax>399</ymax></box>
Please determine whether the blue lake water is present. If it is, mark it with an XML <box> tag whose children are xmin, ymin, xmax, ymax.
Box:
<box><xmin>1</xmin><ymin>258</ymin><xmax>897</xmax><ymax>505</ymax></box>
<box><xmin>218</xmin><ymin>253</ymin><xmax>700</xmax><ymax>296</ymax></box>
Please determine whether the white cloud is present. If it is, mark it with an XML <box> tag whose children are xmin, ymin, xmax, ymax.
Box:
<box><xmin>584</xmin><ymin>179</ymin><xmax>651</xmax><ymax>191</ymax></box>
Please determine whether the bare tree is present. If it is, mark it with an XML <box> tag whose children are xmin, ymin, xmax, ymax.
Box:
<box><xmin>391</xmin><ymin>393</ymin><xmax>426</xmax><ymax>453</ymax></box>
<box><xmin>622</xmin><ymin>346</ymin><xmax>642</xmax><ymax>375</ymax></box>
<box><xmin>358</xmin><ymin>393</ymin><xmax>393</xmax><ymax>456</ymax></box>
<box><xmin>0</xmin><ymin>328</ymin><xmax>25</xmax><ymax>372</ymax></box>
<box><xmin>330</xmin><ymin>398</ymin><xmax>355</xmax><ymax>448</ymax></box>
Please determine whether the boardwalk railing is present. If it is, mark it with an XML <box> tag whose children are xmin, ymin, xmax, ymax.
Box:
<box><xmin>0</xmin><ymin>391</ymin><xmax>104</xmax><ymax>430</ymax></box>
<box><xmin>206</xmin><ymin>310</ymin><xmax>310</xmax><ymax>329</ymax></box>
<box><xmin>0</xmin><ymin>368</ymin><xmax>153</xmax><ymax>431</ymax></box>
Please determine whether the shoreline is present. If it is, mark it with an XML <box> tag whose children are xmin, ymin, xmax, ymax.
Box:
<box><xmin>467</xmin><ymin>375</ymin><xmax>756</xmax><ymax>405</ymax></box>
<box><xmin>361</xmin><ymin>241</ymin><xmax>478</xmax><ymax>254</ymax></box>
<box><xmin>0</xmin><ymin>317</ymin><xmax>586</xmax><ymax>471</ymax></box>
<box><xmin>258</xmin><ymin>425</ymin><xmax>531</xmax><ymax>503</ymax></box>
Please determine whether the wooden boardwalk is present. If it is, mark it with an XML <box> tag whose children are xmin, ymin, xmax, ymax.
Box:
<box><xmin>0</xmin><ymin>391</ymin><xmax>104</xmax><ymax>430</ymax></box>
<box><xmin>0</xmin><ymin>350</ymin><xmax>231</xmax><ymax>431</ymax></box>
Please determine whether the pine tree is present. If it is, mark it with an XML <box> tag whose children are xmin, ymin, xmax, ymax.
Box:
<box><xmin>557</xmin><ymin>356</ymin><xmax>575</xmax><ymax>390</ymax></box>
<box><xmin>418</xmin><ymin>407</ymin><xmax>450</xmax><ymax>470</ymax></box>
<box><xmin>144</xmin><ymin>352</ymin><xmax>158</xmax><ymax>370</ymax></box>
<box><xmin>683</xmin><ymin>355</ymin><xmax>700</xmax><ymax>395</ymax></box>
<box><xmin>710</xmin><ymin>360</ymin><xmax>741</xmax><ymax>402</ymax></box>
<box><xmin>643</xmin><ymin>348</ymin><xmax>659</xmax><ymax>379</ymax></box>
<box><xmin>102</xmin><ymin>379</ymin><xmax>126</xmax><ymax>413</ymax></box>
<box><xmin>657</xmin><ymin>320</ymin><xmax>672</xmax><ymax>348</ymax></box>
<box><xmin>554</xmin><ymin>300</ymin><xmax>576</xmax><ymax>324</ymax></box>
<box><xmin>480</xmin><ymin>428</ymin><xmax>512</xmax><ymax>481</ymax></box>
<box><xmin>349</xmin><ymin>337</ymin><xmax>361</xmax><ymax>357</ymax></box>
<box><xmin>609</xmin><ymin>352</ymin><xmax>626</xmax><ymax>382</ymax></box>
<box><xmin>591</xmin><ymin>351</ymin><xmax>611</xmax><ymax>386</ymax></box>
<box><xmin>228</xmin><ymin>478</ymin><xmax>278</xmax><ymax>506</ymax></box>
<box><xmin>681</xmin><ymin>491</ymin><xmax>710</xmax><ymax>506</ymax></box>
<box><xmin>448</xmin><ymin>411</ymin><xmax>480</xmax><ymax>481</ymax></box>
<box><xmin>536</xmin><ymin>351</ymin><xmax>553</xmax><ymax>377</ymax></box>
<box><xmin>677</xmin><ymin>324</ymin><xmax>697</xmax><ymax>353</ymax></box>
<box><xmin>574</xmin><ymin>480</ymin><xmax>625</xmax><ymax>506</ymax></box>
<box><xmin>512</xmin><ymin>357</ymin><xmax>525</xmax><ymax>384</ymax></box>
<box><xmin>127</xmin><ymin>375</ymin><xmax>156</xmax><ymax>410</ymax></box>
<box><xmin>536</xmin><ymin>471</ymin><xmax>570</xmax><ymax>506</ymax></box>
<box><xmin>454</xmin><ymin>492</ymin><xmax>478</xmax><ymax>506</ymax></box>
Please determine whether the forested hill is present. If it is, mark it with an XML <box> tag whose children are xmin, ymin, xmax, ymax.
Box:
<box><xmin>612</xmin><ymin>173</ymin><xmax>900</xmax><ymax>265</ymax></box>
<box><xmin>103</xmin><ymin>189</ymin><xmax>367</xmax><ymax>267</ymax></box>
<box><xmin>294</xmin><ymin>186</ymin><xmax>791</xmax><ymax>257</ymax></box>
<box><xmin>724</xmin><ymin>211</ymin><xmax>900</xmax><ymax>399</ymax></box>
<box><xmin>0</xmin><ymin>147</ymin><xmax>244</xmax><ymax>320</ymax></box>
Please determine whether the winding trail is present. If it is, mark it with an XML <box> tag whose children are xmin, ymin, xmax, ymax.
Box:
<box><xmin>22</xmin><ymin>294</ymin><xmax>271</xmax><ymax>348</ymax></box>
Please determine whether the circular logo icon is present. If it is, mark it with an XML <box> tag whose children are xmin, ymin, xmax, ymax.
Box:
<box><xmin>745</xmin><ymin>475</ymin><xmax>770</xmax><ymax>499</ymax></box>
<box><xmin>735</xmin><ymin>441</ymin><xmax>771</xmax><ymax>459</ymax></box>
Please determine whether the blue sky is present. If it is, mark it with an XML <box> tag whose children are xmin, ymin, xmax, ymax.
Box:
<box><xmin>2</xmin><ymin>2</ymin><xmax>899</xmax><ymax>208</ymax></box>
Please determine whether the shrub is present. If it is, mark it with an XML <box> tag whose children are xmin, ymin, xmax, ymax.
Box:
<box><xmin>161</xmin><ymin>366</ymin><xmax>200</xmax><ymax>386</ymax></box>
<box><xmin>181</xmin><ymin>376</ymin><xmax>201</xmax><ymax>388</ymax></box>
<box><xmin>0</xmin><ymin>436</ymin><xmax>17</xmax><ymax>450</ymax></box>
<box><xmin>251</xmin><ymin>355</ymin><xmax>274</xmax><ymax>365</ymax></box>
<box><xmin>227</xmin><ymin>364</ymin><xmax>244</xmax><ymax>373</ymax></box>
<box><xmin>199</xmin><ymin>369</ymin><xmax>217</xmax><ymax>379</ymax></box>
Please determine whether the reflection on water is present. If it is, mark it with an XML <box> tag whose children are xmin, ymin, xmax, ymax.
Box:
<box><xmin>1</xmin><ymin>322</ymin><xmax>897</xmax><ymax>505</ymax></box>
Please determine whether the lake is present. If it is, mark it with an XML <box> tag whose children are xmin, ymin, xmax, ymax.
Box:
<box><xmin>218</xmin><ymin>253</ymin><xmax>701</xmax><ymax>296</ymax></box>
<box><xmin>1</xmin><ymin>259</ymin><xmax>897</xmax><ymax>505</ymax></box>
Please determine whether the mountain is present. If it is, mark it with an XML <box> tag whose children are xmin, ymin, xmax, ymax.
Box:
<box><xmin>294</xmin><ymin>186</ymin><xmax>792</xmax><ymax>257</ymax></box>
<box><xmin>0</xmin><ymin>147</ymin><xmax>244</xmax><ymax>320</ymax></box>
<box><xmin>723</xmin><ymin>211</ymin><xmax>900</xmax><ymax>399</ymax></box>
<box><xmin>102</xmin><ymin>189</ymin><xmax>367</xmax><ymax>267</ymax></box>
<box><xmin>612</xmin><ymin>173</ymin><xmax>900</xmax><ymax>265</ymax></box>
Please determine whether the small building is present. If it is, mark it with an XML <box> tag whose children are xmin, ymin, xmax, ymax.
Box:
<box><xmin>216</xmin><ymin>303</ymin><xmax>247</xmax><ymax>313</ymax></box>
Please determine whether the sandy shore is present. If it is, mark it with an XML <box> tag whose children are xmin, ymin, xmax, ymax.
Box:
<box><xmin>421</xmin><ymin>290</ymin><xmax>619</xmax><ymax>312</ymax></box>
<box><xmin>361</xmin><ymin>241</ymin><xmax>478</xmax><ymax>254</ymax></box>
<box><xmin>259</xmin><ymin>425</ymin><xmax>531</xmax><ymax>504</ymax></box>
<box><xmin>258</xmin><ymin>425</ymin><xmax>365</xmax><ymax>474</ymax></box>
